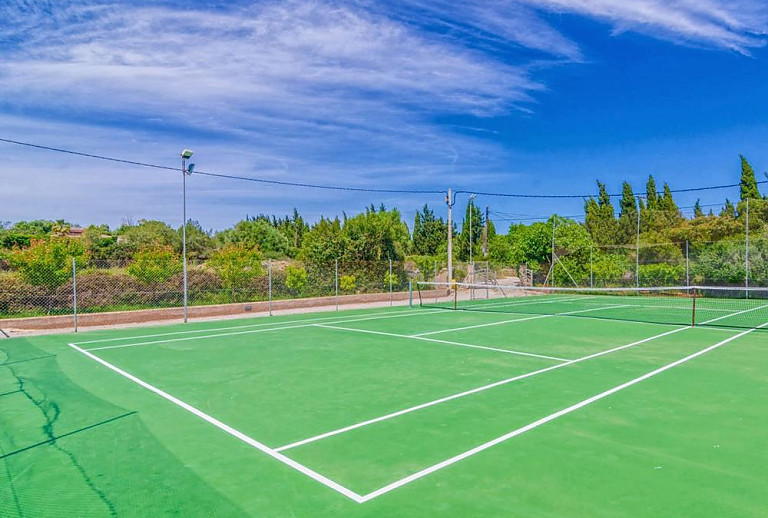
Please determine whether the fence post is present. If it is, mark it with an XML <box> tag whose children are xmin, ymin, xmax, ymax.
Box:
<box><xmin>389</xmin><ymin>258</ymin><xmax>393</xmax><ymax>306</ymax></box>
<box><xmin>434</xmin><ymin>260</ymin><xmax>438</xmax><ymax>303</ymax></box>
<box><xmin>335</xmin><ymin>259</ymin><xmax>339</xmax><ymax>311</ymax></box>
<box><xmin>408</xmin><ymin>281</ymin><xmax>413</xmax><ymax>308</ymax></box>
<box><xmin>268</xmin><ymin>259</ymin><xmax>272</xmax><ymax>316</ymax></box>
<box><xmin>745</xmin><ymin>198</ymin><xmax>750</xmax><ymax>298</ymax></box>
<box><xmin>589</xmin><ymin>245</ymin><xmax>593</xmax><ymax>289</ymax></box>
<box><xmin>685</xmin><ymin>240</ymin><xmax>690</xmax><ymax>287</ymax></box>
<box><xmin>72</xmin><ymin>257</ymin><xmax>78</xmax><ymax>332</ymax></box>
<box><xmin>486</xmin><ymin>260</ymin><xmax>490</xmax><ymax>299</ymax></box>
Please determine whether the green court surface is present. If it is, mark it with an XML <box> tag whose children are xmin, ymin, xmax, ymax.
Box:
<box><xmin>1</xmin><ymin>301</ymin><xmax>767</xmax><ymax>517</ymax></box>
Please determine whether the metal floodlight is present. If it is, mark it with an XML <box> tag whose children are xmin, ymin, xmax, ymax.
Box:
<box><xmin>180</xmin><ymin>149</ymin><xmax>194</xmax><ymax>159</ymax></box>
<box><xmin>469</xmin><ymin>193</ymin><xmax>476</xmax><ymax>200</ymax></box>
<box><xmin>186</xmin><ymin>163</ymin><xmax>195</xmax><ymax>174</ymax></box>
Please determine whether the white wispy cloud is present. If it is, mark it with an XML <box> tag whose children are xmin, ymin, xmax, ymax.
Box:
<box><xmin>0</xmin><ymin>0</ymin><xmax>766</xmax><ymax>227</ymax></box>
<box><xmin>518</xmin><ymin>0</ymin><xmax>767</xmax><ymax>54</ymax></box>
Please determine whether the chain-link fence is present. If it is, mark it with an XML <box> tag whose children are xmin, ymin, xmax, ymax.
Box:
<box><xmin>0</xmin><ymin>257</ymin><xmax>416</xmax><ymax>331</ymax></box>
<box><xmin>530</xmin><ymin>233</ymin><xmax>767</xmax><ymax>289</ymax></box>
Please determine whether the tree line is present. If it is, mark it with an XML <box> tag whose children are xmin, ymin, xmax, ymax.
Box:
<box><xmin>1</xmin><ymin>155</ymin><xmax>765</xmax><ymax>289</ymax></box>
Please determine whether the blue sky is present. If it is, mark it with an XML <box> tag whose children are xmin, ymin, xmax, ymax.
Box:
<box><xmin>1</xmin><ymin>0</ymin><xmax>767</xmax><ymax>230</ymax></box>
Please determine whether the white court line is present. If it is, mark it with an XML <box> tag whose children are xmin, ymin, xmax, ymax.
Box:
<box><xmin>73</xmin><ymin>308</ymin><xmax>426</xmax><ymax>346</ymax></box>
<box><xmin>314</xmin><ymin>324</ymin><xmax>571</xmax><ymax>362</ymax></box>
<box><xmin>85</xmin><ymin>309</ymin><xmax>450</xmax><ymax>352</ymax></box>
<box><xmin>274</xmin><ymin>324</ymin><xmax>689</xmax><ymax>452</ymax></box>
<box><xmin>357</xmin><ymin>321</ymin><xmax>768</xmax><ymax>502</ymax></box>
<box><xmin>699</xmin><ymin>303</ymin><xmax>768</xmax><ymax>325</ymax></box>
<box><xmin>67</xmin><ymin>343</ymin><xmax>365</xmax><ymax>503</ymax></box>
<box><xmin>452</xmin><ymin>295</ymin><xmax>587</xmax><ymax>311</ymax></box>
<box><xmin>412</xmin><ymin>304</ymin><xmax>630</xmax><ymax>337</ymax></box>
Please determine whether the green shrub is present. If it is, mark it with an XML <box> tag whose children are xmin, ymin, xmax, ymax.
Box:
<box><xmin>639</xmin><ymin>263</ymin><xmax>685</xmax><ymax>287</ymax></box>
<box><xmin>285</xmin><ymin>264</ymin><xmax>308</xmax><ymax>295</ymax></box>
<box><xmin>127</xmin><ymin>247</ymin><xmax>182</xmax><ymax>285</ymax></box>
<box><xmin>207</xmin><ymin>243</ymin><xmax>263</xmax><ymax>290</ymax></box>
<box><xmin>8</xmin><ymin>237</ymin><xmax>86</xmax><ymax>289</ymax></box>
<box><xmin>340</xmin><ymin>274</ymin><xmax>356</xmax><ymax>293</ymax></box>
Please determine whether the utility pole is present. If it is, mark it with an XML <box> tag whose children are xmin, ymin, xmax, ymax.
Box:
<box><xmin>482</xmin><ymin>205</ymin><xmax>489</xmax><ymax>256</ymax></box>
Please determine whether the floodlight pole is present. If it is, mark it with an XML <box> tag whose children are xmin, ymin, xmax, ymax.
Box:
<box><xmin>636</xmin><ymin>195</ymin><xmax>643</xmax><ymax>288</ymax></box>
<box><xmin>180</xmin><ymin>149</ymin><xmax>194</xmax><ymax>323</ymax></box>
<box><xmin>446</xmin><ymin>188</ymin><xmax>454</xmax><ymax>289</ymax></box>
<box><xmin>469</xmin><ymin>194</ymin><xmax>476</xmax><ymax>270</ymax></box>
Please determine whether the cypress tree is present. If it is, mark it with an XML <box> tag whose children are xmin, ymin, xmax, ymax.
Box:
<box><xmin>584</xmin><ymin>181</ymin><xmax>618</xmax><ymax>245</ymax></box>
<box><xmin>721</xmin><ymin>199</ymin><xmax>736</xmax><ymax>218</ymax></box>
<box><xmin>618</xmin><ymin>182</ymin><xmax>638</xmax><ymax>243</ymax></box>
<box><xmin>739</xmin><ymin>155</ymin><xmax>760</xmax><ymax>201</ymax></box>
<box><xmin>693</xmin><ymin>199</ymin><xmax>704</xmax><ymax>218</ymax></box>
<box><xmin>645</xmin><ymin>175</ymin><xmax>658</xmax><ymax>209</ymax></box>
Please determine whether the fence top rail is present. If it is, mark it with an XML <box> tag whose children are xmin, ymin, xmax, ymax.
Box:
<box><xmin>416</xmin><ymin>282</ymin><xmax>768</xmax><ymax>294</ymax></box>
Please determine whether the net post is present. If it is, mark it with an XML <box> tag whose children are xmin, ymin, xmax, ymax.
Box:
<box><xmin>691</xmin><ymin>287</ymin><xmax>697</xmax><ymax>327</ymax></box>
<box><xmin>72</xmin><ymin>256</ymin><xmax>78</xmax><ymax>333</ymax></box>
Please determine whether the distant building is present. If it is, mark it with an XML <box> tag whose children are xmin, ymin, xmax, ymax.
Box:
<box><xmin>67</xmin><ymin>227</ymin><xmax>86</xmax><ymax>238</ymax></box>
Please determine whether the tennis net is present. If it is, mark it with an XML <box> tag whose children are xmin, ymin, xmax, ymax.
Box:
<box><xmin>415</xmin><ymin>282</ymin><xmax>768</xmax><ymax>330</ymax></box>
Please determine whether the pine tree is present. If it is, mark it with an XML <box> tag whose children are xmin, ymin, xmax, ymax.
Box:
<box><xmin>739</xmin><ymin>155</ymin><xmax>760</xmax><ymax>201</ymax></box>
<box><xmin>693</xmin><ymin>199</ymin><xmax>704</xmax><ymax>218</ymax></box>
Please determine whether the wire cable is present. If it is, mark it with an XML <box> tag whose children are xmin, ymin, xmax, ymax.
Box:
<box><xmin>2</xmin><ymin>137</ymin><xmax>764</xmax><ymax>199</ymax></box>
<box><xmin>0</xmin><ymin>138</ymin><xmax>444</xmax><ymax>195</ymax></box>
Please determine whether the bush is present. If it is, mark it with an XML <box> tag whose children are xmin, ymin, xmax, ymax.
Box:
<box><xmin>7</xmin><ymin>237</ymin><xmax>86</xmax><ymax>289</ymax></box>
<box><xmin>340</xmin><ymin>274</ymin><xmax>356</xmax><ymax>293</ymax></box>
<box><xmin>639</xmin><ymin>263</ymin><xmax>685</xmax><ymax>287</ymax></box>
<box><xmin>127</xmin><ymin>247</ymin><xmax>182</xmax><ymax>285</ymax></box>
<box><xmin>207</xmin><ymin>244</ymin><xmax>263</xmax><ymax>291</ymax></box>
<box><xmin>284</xmin><ymin>264</ymin><xmax>308</xmax><ymax>295</ymax></box>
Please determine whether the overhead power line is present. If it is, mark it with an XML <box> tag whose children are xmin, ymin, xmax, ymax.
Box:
<box><xmin>0</xmin><ymin>138</ymin><xmax>443</xmax><ymax>195</ymax></box>
<box><xmin>2</xmin><ymin>137</ymin><xmax>765</xmax><ymax>199</ymax></box>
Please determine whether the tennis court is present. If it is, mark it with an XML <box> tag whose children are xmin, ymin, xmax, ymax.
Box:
<box><xmin>2</xmin><ymin>289</ymin><xmax>767</xmax><ymax>517</ymax></box>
